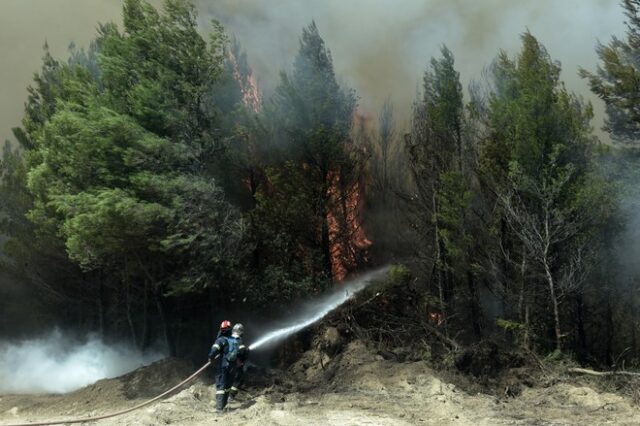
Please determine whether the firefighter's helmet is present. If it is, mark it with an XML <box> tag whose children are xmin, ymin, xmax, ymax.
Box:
<box><xmin>220</xmin><ymin>320</ymin><xmax>232</xmax><ymax>330</ymax></box>
<box><xmin>232</xmin><ymin>323</ymin><xmax>244</xmax><ymax>337</ymax></box>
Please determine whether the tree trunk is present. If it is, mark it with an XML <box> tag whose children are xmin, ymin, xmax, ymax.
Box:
<box><xmin>518</xmin><ymin>250</ymin><xmax>526</xmax><ymax>322</ymax></box>
<box><xmin>575</xmin><ymin>294</ymin><xmax>587</xmax><ymax>363</ymax></box>
<box><xmin>249</xmin><ymin>168</ymin><xmax>262</xmax><ymax>270</ymax></box>
<box><xmin>321</xmin><ymin>216</ymin><xmax>333</xmax><ymax>279</ymax></box>
<box><xmin>140</xmin><ymin>279</ymin><xmax>150</xmax><ymax>351</ymax></box>
<box><xmin>156</xmin><ymin>290</ymin><xmax>176</xmax><ymax>357</ymax></box>
<box><xmin>467</xmin><ymin>269</ymin><xmax>482</xmax><ymax>339</ymax></box>
<box><xmin>544</xmin><ymin>260</ymin><xmax>562</xmax><ymax>352</ymax></box>
<box><xmin>524</xmin><ymin>304</ymin><xmax>530</xmax><ymax>350</ymax></box>
<box><xmin>518</xmin><ymin>251</ymin><xmax>529</xmax><ymax>350</ymax></box>
<box><xmin>125</xmin><ymin>281</ymin><xmax>138</xmax><ymax>349</ymax></box>
<box><xmin>605</xmin><ymin>300</ymin><xmax>614</xmax><ymax>367</ymax></box>
<box><xmin>432</xmin><ymin>190</ymin><xmax>448</xmax><ymax>337</ymax></box>
<box><xmin>208</xmin><ymin>286</ymin><xmax>218</xmax><ymax>340</ymax></box>
<box><xmin>321</xmin><ymin>175</ymin><xmax>334</xmax><ymax>280</ymax></box>
<box><xmin>97</xmin><ymin>274</ymin><xmax>106</xmax><ymax>340</ymax></box>
<box><xmin>632</xmin><ymin>320</ymin><xmax>638</xmax><ymax>361</ymax></box>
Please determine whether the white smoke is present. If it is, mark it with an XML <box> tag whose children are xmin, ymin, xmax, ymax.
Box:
<box><xmin>0</xmin><ymin>329</ymin><xmax>165</xmax><ymax>394</ymax></box>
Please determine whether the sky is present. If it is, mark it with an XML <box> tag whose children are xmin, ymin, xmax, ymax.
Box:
<box><xmin>0</xmin><ymin>0</ymin><xmax>626</xmax><ymax>145</ymax></box>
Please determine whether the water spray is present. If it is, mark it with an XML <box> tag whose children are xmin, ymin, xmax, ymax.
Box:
<box><xmin>249</xmin><ymin>266</ymin><xmax>388</xmax><ymax>351</ymax></box>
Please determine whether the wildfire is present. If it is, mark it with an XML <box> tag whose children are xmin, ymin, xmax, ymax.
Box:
<box><xmin>327</xmin><ymin>170</ymin><xmax>372</xmax><ymax>282</ymax></box>
<box><xmin>226</xmin><ymin>41</ymin><xmax>369</xmax><ymax>282</ymax></box>
<box><xmin>226</xmin><ymin>46</ymin><xmax>262</xmax><ymax>112</ymax></box>
<box><xmin>428</xmin><ymin>312</ymin><xmax>444</xmax><ymax>326</ymax></box>
<box><xmin>242</xmin><ymin>74</ymin><xmax>261</xmax><ymax>112</ymax></box>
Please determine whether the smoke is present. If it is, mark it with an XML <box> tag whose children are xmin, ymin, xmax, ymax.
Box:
<box><xmin>199</xmin><ymin>0</ymin><xmax>624</xmax><ymax>134</ymax></box>
<box><xmin>0</xmin><ymin>1</ymin><xmax>626</xmax><ymax>144</ymax></box>
<box><xmin>0</xmin><ymin>329</ymin><xmax>165</xmax><ymax>394</ymax></box>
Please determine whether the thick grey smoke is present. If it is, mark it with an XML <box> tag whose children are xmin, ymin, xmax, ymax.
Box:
<box><xmin>0</xmin><ymin>329</ymin><xmax>165</xmax><ymax>394</ymax></box>
<box><xmin>0</xmin><ymin>0</ymin><xmax>124</xmax><ymax>146</ymax></box>
<box><xmin>200</xmin><ymin>0</ymin><xmax>624</xmax><ymax>133</ymax></box>
<box><xmin>0</xmin><ymin>1</ymin><xmax>626</xmax><ymax>144</ymax></box>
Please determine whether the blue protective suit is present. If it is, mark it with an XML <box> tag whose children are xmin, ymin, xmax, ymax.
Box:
<box><xmin>208</xmin><ymin>333</ymin><xmax>232</xmax><ymax>411</ymax></box>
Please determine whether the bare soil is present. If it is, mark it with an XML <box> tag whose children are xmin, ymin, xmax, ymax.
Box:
<box><xmin>1</xmin><ymin>339</ymin><xmax>639</xmax><ymax>426</ymax></box>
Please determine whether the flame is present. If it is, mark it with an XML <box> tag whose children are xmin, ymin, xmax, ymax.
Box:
<box><xmin>327</xmin><ymin>170</ymin><xmax>372</xmax><ymax>282</ymax></box>
<box><xmin>354</xmin><ymin>111</ymin><xmax>374</xmax><ymax>131</ymax></box>
<box><xmin>242</xmin><ymin>74</ymin><xmax>261</xmax><ymax>112</ymax></box>
<box><xmin>226</xmin><ymin>48</ymin><xmax>262</xmax><ymax>112</ymax></box>
<box><xmin>428</xmin><ymin>312</ymin><xmax>444</xmax><ymax>326</ymax></box>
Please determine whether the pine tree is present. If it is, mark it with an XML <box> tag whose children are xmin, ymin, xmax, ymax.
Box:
<box><xmin>407</xmin><ymin>46</ymin><xmax>472</xmax><ymax>336</ymax></box>
<box><xmin>580</xmin><ymin>0</ymin><xmax>640</xmax><ymax>144</ymax></box>
<box><xmin>264</xmin><ymin>21</ymin><xmax>361</xmax><ymax>282</ymax></box>
<box><xmin>483</xmin><ymin>33</ymin><xmax>614</xmax><ymax>352</ymax></box>
<box><xmin>13</xmin><ymin>0</ymin><xmax>245</xmax><ymax>353</ymax></box>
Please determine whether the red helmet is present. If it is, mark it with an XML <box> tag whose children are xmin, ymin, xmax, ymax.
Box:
<box><xmin>220</xmin><ymin>320</ymin><xmax>232</xmax><ymax>330</ymax></box>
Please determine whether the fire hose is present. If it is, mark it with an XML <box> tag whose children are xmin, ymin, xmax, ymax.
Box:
<box><xmin>0</xmin><ymin>360</ymin><xmax>213</xmax><ymax>426</ymax></box>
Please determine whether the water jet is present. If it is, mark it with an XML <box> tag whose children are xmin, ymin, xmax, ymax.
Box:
<box><xmin>249</xmin><ymin>267</ymin><xmax>388</xmax><ymax>351</ymax></box>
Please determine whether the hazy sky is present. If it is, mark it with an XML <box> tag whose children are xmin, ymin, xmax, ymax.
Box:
<box><xmin>0</xmin><ymin>0</ymin><xmax>626</xmax><ymax>144</ymax></box>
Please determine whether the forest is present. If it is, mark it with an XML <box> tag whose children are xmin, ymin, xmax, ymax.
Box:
<box><xmin>1</xmin><ymin>0</ymin><xmax>640</xmax><ymax>370</ymax></box>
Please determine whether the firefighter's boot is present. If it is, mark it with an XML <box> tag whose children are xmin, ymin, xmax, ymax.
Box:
<box><xmin>228</xmin><ymin>386</ymin><xmax>239</xmax><ymax>402</ymax></box>
<box><xmin>216</xmin><ymin>391</ymin><xmax>227</xmax><ymax>412</ymax></box>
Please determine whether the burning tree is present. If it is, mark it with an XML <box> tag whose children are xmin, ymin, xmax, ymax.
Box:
<box><xmin>257</xmin><ymin>21</ymin><xmax>370</xmax><ymax>284</ymax></box>
<box><xmin>225</xmin><ymin>38</ymin><xmax>262</xmax><ymax>113</ymax></box>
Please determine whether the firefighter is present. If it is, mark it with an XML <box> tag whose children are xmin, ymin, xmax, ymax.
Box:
<box><xmin>227</xmin><ymin>323</ymin><xmax>250</xmax><ymax>400</ymax></box>
<box><xmin>208</xmin><ymin>320</ymin><xmax>233</xmax><ymax>412</ymax></box>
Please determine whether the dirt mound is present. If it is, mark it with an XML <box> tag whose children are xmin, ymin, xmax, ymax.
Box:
<box><xmin>119</xmin><ymin>357</ymin><xmax>195</xmax><ymax>399</ymax></box>
<box><xmin>0</xmin><ymin>357</ymin><xmax>196</xmax><ymax>422</ymax></box>
<box><xmin>61</xmin><ymin>357</ymin><xmax>194</xmax><ymax>407</ymax></box>
<box><xmin>455</xmin><ymin>341</ymin><xmax>526</xmax><ymax>378</ymax></box>
<box><xmin>286</xmin><ymin>329</ymin><xmax>445</xmax><ymax>396</ymax></box>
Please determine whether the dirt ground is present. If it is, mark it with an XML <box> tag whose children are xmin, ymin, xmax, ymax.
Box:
<box><xmin>1</xmin><ymin>339</ymin><xmax>639</xmax><ymax>426</ymax></box>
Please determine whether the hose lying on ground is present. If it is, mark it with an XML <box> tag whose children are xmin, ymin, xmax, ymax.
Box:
<box><xmin>0</xmin><ymin>361</ymin><xmax>212</xmax><ymax>426</ymax></box>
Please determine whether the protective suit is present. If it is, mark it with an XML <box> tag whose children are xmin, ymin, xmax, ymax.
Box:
<box><xmin>227</xmin><ymin>323</ymin><xmax>250</xmax><ymax>399</ymax></box>
<box><xmin>208</xmin><ymin>320</ymin><xmax>233</xmax><ymax>412</ymax></box>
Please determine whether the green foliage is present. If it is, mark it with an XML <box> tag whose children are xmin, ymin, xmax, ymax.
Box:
<box><xmin>580</xmin><ymin>0</ymin><xmax>640</xmax><ymax>143</ymax></box>
<box><xmin>250</xmin><ymin>265</ymin><xmax>315</xmax><ymax>306</ymax></box>
<box><xmin>406</xmin><ymin>45</ymin><xmax>479</xmax><ymax>336</ymax></box>
<box><xmin>496</xmin><ymin>318</ymin><xmax>525</xmax><ymax>332</ymax></box>
<box><xmin>479</xmin><ymin>32</ymin><xmax>619</xmax><ymax>352</ymax></box>
<box><xmin>161</xmin><ymin>177</ymin><xmax>246</xmax><ymax>294</ymax></box>
<box><xmin>486</xmin><ymin>32</ymin><xmax>612</xmax><ymax>241</ymax></box>
<box><xmin>484</xmin><ymin>32</ymin><xmax>594</xmax><ymax>183</ymax></box>
<box><xmin>422</xmin><ymin>46</ymin><xmax>464</xmax><ymax>164</ymax></box>
<box><xmin>436</xmin><ymin>170</ymin><xmax>472</xmax><ymax>271</ymax></box>
<box><xmin>8</xmin><ymin>0</ymin><xmax>247</xmax><ymax>315</ymax></box>
<box><xmin>269</xmin><ymin>21</ymin><xmax>356</xmax><ymax>175</ymax></box>
<box><xmin>544</xmin><ymin>349</ymin><xmax>567</xmax><ymax>362</ymax></box>
<box><xmin>388</xmin><ymin>264</ymin><xmax>412</xmax><ymax>285</ymax></box>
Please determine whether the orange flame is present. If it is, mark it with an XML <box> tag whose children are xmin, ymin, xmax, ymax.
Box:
<box><xmin>243</xmin><ymin>74</ymin><xmax>261</xmax><ymax>112</ymax></box>
<box><xmin>227</xmin><ymin>48</ymin><xmax>262</xmax><ymax>112</ymax></box>
<box><xmin>326</xmin><ymin>170</ymin><xmax>372</xmax><ymax>282</ymax></box>
<box><xmin>428</xmin><ymin>312</ymin><xmax>444</xmax><ymax>326</ymax></box>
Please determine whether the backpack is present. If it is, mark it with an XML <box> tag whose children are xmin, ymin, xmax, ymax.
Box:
<box><xmin>226</xmin><ymin>336</ymin><xmax>240</xmax><ymax>364</ymax></box>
